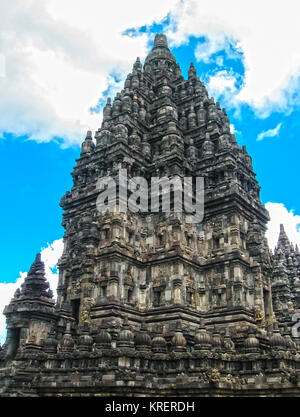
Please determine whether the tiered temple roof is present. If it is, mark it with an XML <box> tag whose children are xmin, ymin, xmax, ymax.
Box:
<box><xmin>1</xmin><ymin>34</ymin><xmax>300</xmax><ymax>397</ymax></box>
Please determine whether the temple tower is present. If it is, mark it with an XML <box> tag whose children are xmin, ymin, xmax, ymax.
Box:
<box><xmin>1</xmin><ymin>34</ymin><xmax>300</xmax><ymax>397</ymax></box>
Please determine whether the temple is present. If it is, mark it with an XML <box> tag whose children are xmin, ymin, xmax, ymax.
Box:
<box><xmin>1</xmin><ymin>34</ymin><xmax>300</xmax><ymax>396</ymax></box>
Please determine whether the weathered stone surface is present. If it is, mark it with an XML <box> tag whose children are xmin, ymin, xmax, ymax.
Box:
<box><xmin>1</xmin><ymin>33</ymin><xmax>300</xmax><ymax>397</ymax></box>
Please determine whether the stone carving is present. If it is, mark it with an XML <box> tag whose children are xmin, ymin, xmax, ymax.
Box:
<box><xmin>1</xmin><ymin>33</ymin><xmax>300</xmax><ymax>397</ymax></box>
<box><xmin>79</xmin><ymin>310</ymin><xmax>90</xmax><ymax>324</ymax></box>
<box><xmin>254</xmin><ymin>308</ymin><xmax>265</xmax><ymax>328</ymax></box>
<box><xmin>207</xmin><ymin>368</ymin><xmax>220</xmax><ymax>384</ymax></box>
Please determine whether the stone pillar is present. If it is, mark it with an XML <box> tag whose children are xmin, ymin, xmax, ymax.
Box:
<box><xmin>108</xmin><ymin>277</ymin><xmax>119</xmax><ymax>300</ymax></box>
<box><xmin>233</xmin><ymin>265</ymin><xmax>243</xmax><ymax>307</ymax></box>
<box><xmin>198</xmin><ymin>286</ymin><xmax>207</xmax><ymax>311</ymax></box>
<box><xmin>173</xmin><ymin>278</ymin><xmax>182</xmax><ymax>304</ymax></box>
<box><xmin>139</xmin><ymin>285</ymin><xmax>147</xmax><ymax>309</ymax></box>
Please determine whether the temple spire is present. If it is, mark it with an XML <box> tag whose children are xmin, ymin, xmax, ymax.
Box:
<box><xmin>276</xmin><ymin>224</ymin><xmax>291</xmax><ymax>254</ymax></box>
<box><xmin>20</xmin><ymin>253</ymin><xmax>52</xmax><ymax>299</ymax></box>
<box><xmin>81</xmin><ymin>130</ymin><xmax>95</xmax><ymax>155</ymax></box>
<box><xmin>188</xmin><ymin>62</ymin><xmax>197</xmax><ymax>79</ymax></box>
<box><xmin>144</xmin><ymin>33</ymin><xmax>176</xmax><ymax>75</ymax></box>
<box><xmin>153</xmin><ymin>33</ymin><xmax>168</xmax><ymax>48</ymax></box>
<box><xmin>133</xmin><ymin>57</ymin><xmax>142</xmax><ymax>72</ymax></box>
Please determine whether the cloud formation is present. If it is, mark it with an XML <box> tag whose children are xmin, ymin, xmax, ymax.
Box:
<box><xmin>1</xmin><ymin>1</ymin><xmax>300</xmax><ymax>144</ymax></box>
<box><xmin>256</xmin><ymin>123</ymin><xmax>282</xmax><ymax>141</ymax></box>
<box><xmin>0</xmin><ymin>0</ymin><xmax>179</xmax><ymax>144</ymax></box>
<box><xmin>207</xmin><ymin>70</ymin><xmax>238</xmax><ymax>98</ymax></box>
<box><xmin>166</xmin><ymin>0</ymin><xmax>300</xmax><ymax>116</ymax></box>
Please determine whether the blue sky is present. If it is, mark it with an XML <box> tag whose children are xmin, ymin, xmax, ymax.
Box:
<box><xmin>0</xmin><ymin>135</ymin><xmax>78</xmax><ymax>282</ymax></box>
<box><xmin>1</xmin><ymin>0</ymin><xmax>300</xmax><ymax>343</ymax></box>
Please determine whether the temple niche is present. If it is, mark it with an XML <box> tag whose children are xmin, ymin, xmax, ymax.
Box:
<box><xmin>1</xmin><ymin>34</ymin><xmax>300</xmax><ymax>397</ymax></box>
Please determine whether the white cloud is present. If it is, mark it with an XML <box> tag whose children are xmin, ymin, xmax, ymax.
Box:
<box><xmin>0</xmin><ymin>238</ymin><xmax>63</xmax><ymax>346</ymax></box>
<box><xmin>256</xmin><ymin>123</ymin><xmax>282</xmax><ymax>141</ymax></box>
<box><xmin>166</xmin><ymin>0</ymin><xmax>300</xmax><ymax>116</ymax></box>
<box><xmin>194</xmin><ymin>34</ymin><xmax>231</xmax><ymax>64</ymax></box>
<box><xmin>0</xmin><ymin>0</ymin><xmax>179</xmax><ymax>144</ymax></box>
<box><xmin>206</xmin><ymin>70</ymin><xmax>244</xmax><ymax>115</ymax></box>
<box><xmin>207</xmin><ymin>70</ymin><xmax>238</xmax><ymax>96</ymax></box>
<box><xmin>265</xmin><ymin>202</ymin><xmax>300</xmax><ymax>252</ymax></box>
<box><xmin>230</xmin><ymin>123</ymin><xmax>241</xmax><ymax>136</ymax></box>
<box><xmin>2</xmin><ymin>0</ymin><xmax>300</xmax><ymax>143</ymax></box>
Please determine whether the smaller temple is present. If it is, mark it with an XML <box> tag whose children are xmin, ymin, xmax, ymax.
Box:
<box><xmin>272</xmin><ymin>224</ymin><xmax>300</xmax><ymax>322</ymax></box>
<box><xmin>2</xmin><ymin>253</ymin><xmax>56</xmax><ymax>361</ymax></box>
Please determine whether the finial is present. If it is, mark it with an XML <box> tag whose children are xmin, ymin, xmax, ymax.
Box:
<box><xmin>27</xmin><ymin>252</ymin><xmax>46</xmax><ymax>276</ymax></box>
<box><xmin>85</xmin><ymin>130</ymin><xmax>93</xmax><ymax>140</ymax></box>
<box><xmin>35</xmin><ymin>253</ymin><xmax>42</xmax><ymax>263</ymax></box>
<box><xmin>188</xmin><ymin>62</ymin><xmax>197</xmax><ymax>79</ymax></box>
<box><xmin>133</xmin><ymin>57</ymin><xmax>142</xmax><ymax>71</ymax></box>
<box><xmin>276</xmin><ymin>223</ymin><xmax>291</xmax><ymax>253</ymax></box>
<box><xmin>81</xmin><ymin>130</ymin><xmax>95</xmax><ymax>154</ymax></box>
<box><xmin>154</xmin><ymin>33</ymin><xmax>168</xmax><ymax>48</ymax></box>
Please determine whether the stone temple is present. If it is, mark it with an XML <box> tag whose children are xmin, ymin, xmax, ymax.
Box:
<box><xmin>1</xmin><ymin>34</ymin><xmax>300</xmax><ymax>397</ymax></box>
